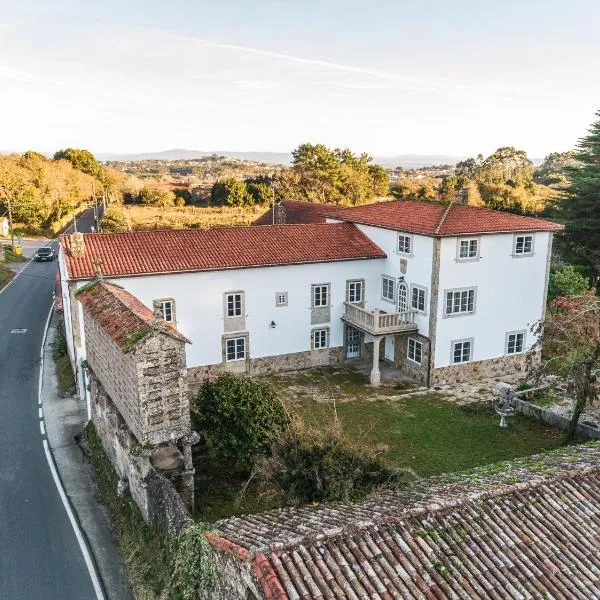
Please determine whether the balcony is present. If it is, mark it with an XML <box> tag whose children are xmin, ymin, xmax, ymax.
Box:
<box><xmin>343</xmin><ymin>302</ymin><xmax>418</xmax><ymax>336</ymax></box>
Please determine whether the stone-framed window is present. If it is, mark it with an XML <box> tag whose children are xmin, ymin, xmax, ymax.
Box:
<box><xmin>506</xmin><ymin>330</ymin><xmax>526</xmax><ymax>355</ymax></box>
<box><xmin>451</xmin><ymin>338</ymin><xmax>473</xmax><ymax>364</ymax></box>
<box><xmin>444</xmin><ymin>287</ymin><xmax>476</xmax><ymax>317</ymax></box>
<box><xmin>407</xmin><ymin>338</ymin><xmax>422</xmax><ymax>364</ymax></box>
<box><xmin>225</xmin><ymin>336</ymin><xmax>246</xmax><ymax>361</ymax></box>
<box><xmin>346</xmin><ymin>279</ymin><xmax>364</xmax><ymax>304</ymax></box>
<box><xmin>457</xmin><ymin>237</ymin><xmax>480</xmax><ymax>261</ymax></box>
<box><xmin>513</xmin><ymin>234</ymin><xmax>534</xmax><ymax>257</ymax></box>
<box><xmin>397</xmin><ymin>233</ymin><xmax>413</xmax><ymax>256</ymax></box>
<box><xmin>275</xmin><ymin>292</ymin><xmax>288</xmax><ymax>307</ymax></box>
<box><xmin>410</xmin><ymin>284</ymin><xmax>427</xmax><ymax>313</ymax></box>
<box><xmin>153</xmin><ymin>298</ymin><xmax>175</xmax><ymax>323</ymax></box>
<box><xmin>311</xmin><ymin>327</ymin><xmax>329</xmax><ymax>350</ymax></box>
<box><xmin>225</xmin><ymin>291</ymin><xmax>244</xmax><ymax>317</ymax></box>
<box><xmin>382</xmin><ymin>275</ymin><xmax>395</xmax><ymax>303</ymax></box>
<box><xmin>312</xmin><ymin>284</ymin><xmax>329</xmax><ymax>308</ymax></box>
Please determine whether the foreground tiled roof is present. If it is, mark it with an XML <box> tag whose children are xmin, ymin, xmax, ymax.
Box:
<box><xmin>252</xmin><ymin>200</ymin><xmax>347</xmax><ymax>226</ymax></box>
<box><xmin>77</xmin><ymin>280</ymin><xmax>189</xmax><ymax>350</ymax></box>
<box><xmin>61</xmin><ymin>223</ymin><xmax>386</xmax><ymax>280</ymax></box>
<box><xmin>323</xmin><ymin>199</ymin><xmax>564</xmax><ymax>236</ymax></box>
<box><xmin>208</xmin><ymin>443</ymin><xmax>600</xmax><ymax>599</ymax></box>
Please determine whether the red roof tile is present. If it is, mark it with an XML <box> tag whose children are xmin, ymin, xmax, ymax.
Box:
<box><xmin>61</xmin><ymin>223</ymin><xmax>386</xmax><ymax>280</ymax></box>
<box><xmin>252</xmin><ymin>200</ymin><xmax>347</xmax><ymax>226</ymax></box>
<box><xmin>77</xmin><ymin>281</ymin><xmax>189</xmax><ymax>350</ymax></box>
<box><xmin>323</xmin><ymin>199</ymin><xmax>564</xmax><ymax>236</ymax></box>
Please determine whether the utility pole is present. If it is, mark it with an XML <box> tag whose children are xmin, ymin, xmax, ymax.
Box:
<box><xmin>7</xmin><ymin>195</ymin><xmax>15</xmax><ymax>251</ymax></box>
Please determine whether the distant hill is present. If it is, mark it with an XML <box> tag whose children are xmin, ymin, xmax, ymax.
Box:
<box><xmin>96</xmin><ymin>148</ymin><xmax>466</xmax><ymax>168</ymax></box>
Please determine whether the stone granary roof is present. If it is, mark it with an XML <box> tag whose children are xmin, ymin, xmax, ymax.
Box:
<box><xmin>207</xmin><ymin>443</ymin><xmax>600</xmax><ymax>599</ymax></box>
<box><xmin>77</xmin><ymin>280</ymin><xmax>189</xmax><ymax>351</ymax></box>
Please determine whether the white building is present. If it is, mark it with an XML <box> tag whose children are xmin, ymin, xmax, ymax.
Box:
<box><xmin>59</xmin><ymin>199</ymin><xmax>563</xmax><ymax>396</ymax></box>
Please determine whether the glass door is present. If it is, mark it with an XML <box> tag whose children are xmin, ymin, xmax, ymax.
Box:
<box><xmin>346</xmin><ymin>326</ymin><xmax>361</xmax><ymax>359</ymax></box>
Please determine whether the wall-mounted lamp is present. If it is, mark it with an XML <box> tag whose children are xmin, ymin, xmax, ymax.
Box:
<box><xmin>270</xmin><ymin>321</ymin><xmax>277</xmax><ymax>328</ymax></box>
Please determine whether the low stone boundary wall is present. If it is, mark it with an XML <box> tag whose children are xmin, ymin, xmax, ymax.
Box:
<box><xmin>513</xmin><ymin>397</ymin><xmax>600</xmax><ymax>440</ymax></box>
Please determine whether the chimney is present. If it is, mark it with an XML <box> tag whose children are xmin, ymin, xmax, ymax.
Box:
<box><xmin>454</xmin><ymin>187</ymin><xmax>469</xmax><ymax>205</ymax></box>
<box><xmin>273</xmin><ymin>201</ymin><xmax>286</xmax><ymax>225</ymax></box>
<box><xmin>69</xmin><ymin>232</ymin><xmax>86</xmax><ymax>257</ymax></box>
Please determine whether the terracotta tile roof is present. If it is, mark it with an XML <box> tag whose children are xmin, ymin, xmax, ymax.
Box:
<box><xmin>77</xmin><ymin>280</ymin><xmax>189</xmax><ymax>350</ymax></box>
<box><xmin>209</xmin><ymin>443</ymin><xmax>600</xmax><ymax>599</ymax></box>
<box><xmin>252</xmin><ymin>200</ymin><xmax>347</xmax><ymax>226</ymax></box>
<box><xmin>323</xmin><ymin>199</ymin><xmax>564</xmax><ymax>236</ymax></box>
<box><xmin>61</xmin><ymin>223</ymin><xmax>385</xmax><ymax>280</ymax></box>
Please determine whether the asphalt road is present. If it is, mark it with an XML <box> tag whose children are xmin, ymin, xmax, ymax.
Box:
<box><xmin>0</xmin><ymin>249</ymin><xmax>98</xmax><ymax>597</ymax></box>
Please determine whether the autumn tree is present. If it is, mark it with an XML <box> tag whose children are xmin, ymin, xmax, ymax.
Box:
<box><xmin>53</xmin><ymin>148</ymin><xmax>105</xmax><ymax>181</ymax></box>
<box><xmin>210</xmin><ymin>177</ymin><xmax>252</xmax><ymax>206</ymax></box>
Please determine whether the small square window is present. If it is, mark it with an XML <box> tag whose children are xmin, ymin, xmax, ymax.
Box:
<box><xmin>506</xmin><ymin>331</ymin><xmax>525</xmax><ymax>355</ymax></box>
<box><xmin>407</xmin><ymin>338</ymin><xmax>422</xmax><ymax>364</ymax></box>
<box><xmin>226</xmin><ymin>337</ymin><xmax>246</xmax><ymax>361</ymax></box>
<box><xmin>514</xmin><ymin>235</ymin><xmax>534</xmax><ymax>256</ymax></box>
<box><xmin>411</xmin><ymin>285</ymin><xmax>426</xmax><ymax>312</ymax></box>
<box><xmin>347</xmin><ymin>280</ymin><xmax>363</xmax><ymax>304</ymax></box>
<box><xmin>276</xmin><ymin>292</ymin><xmax>288</xmax><ymax>307</ymax></box>
<box><xmin>312</xmin><ymin>328</ymin><xmax>328</xmax><ymax>350</ymax></box>
<box><xmin>452</xmin><ymin>340</ymin><xmax>472</xmax><ymax>364</ymax></box>
<box><xmin>458</xmin><ymin>238</ymin><xmax>479</xmax><ymax>260</ymax></box>
<box><xmin>226</xmin><ymin>293</ymin><xmax>243</xmax><ymax>317</ymax></box>
<box><xmin>398</xmin><ymin>234</ymin><xmax>412</xmax><ymax>255</ymax></box>
<box><xmin>382</xmin><ymin>276</ymin><xmax>395</xmax><ymax>302</ymax></box>
<box><xmin>312</xmin><ymin>285</ymin><xmax>329</xmax><ymax>308</ymax></box>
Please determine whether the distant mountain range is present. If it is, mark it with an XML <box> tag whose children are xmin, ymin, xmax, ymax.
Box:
<box><xmin>96</xmin><ymin>148</ymin><xmax>465</xmax><ymax>169</ymax></box>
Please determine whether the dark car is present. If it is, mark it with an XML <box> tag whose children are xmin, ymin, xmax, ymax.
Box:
<box><xmin>35</xmin><ymin>247</ymin><xmax>54</xmax><ymax>262</ymax></box>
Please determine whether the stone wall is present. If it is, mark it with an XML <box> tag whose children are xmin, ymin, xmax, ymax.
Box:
<box><xmin>430</xmin><ymin>353</ymin><xmax>531</xmax><ymax>386</ymax></box>
<box><xmin>394</xmin><ymin>333</ymin><xmax>430</xmax><ymax>384</ymax></box>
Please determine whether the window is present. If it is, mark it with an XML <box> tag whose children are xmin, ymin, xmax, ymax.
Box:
<box><xmin>226</xmin><ymin>337</ymin><xmax>246</xmax><ymax>361</ymax></box>
<box><xmin>312</xmin><ymin>284</ymin><xmax>329</xmax><ymax>308</ymax></box>
<box><xmin>506</xmin><ymin>331</ymin><xmax>525</xmax><ymax>355</ymax></box>
<box><xmin>514</xmin><ymin>234</ymin><xmax>534</xmax><ymax>256</ymax></box>
<box><xmin>452</xmin><ymin>339</ymin><xmax>473</xmax><ymax>364</ymax></box>
<box><xmin>458</xmin><ymin>238</ymin><xmax>479</xmax><ymax>260</ymax></box>
<box><xmin>276</xmin><ymin>292</ymin><xmax>288</xmax><ymax>307</ymax></box>
<box><xmin>226</xmin><ymin>292</ymin><xmax>243</xmax><ymax>317</ymax></box>
<box><xmin>382</xmin><ymin>276</ymin><xmax>395</xmax><ymax>302</ymax></box>
<box><xmin>397</xmin><ymin>281</ymin><xmax>408</xmax><ymax>312</ymax></box>
<box><xmin>411</xmin><ymin>285</ymin><xmax>427</xmax><ymax>313</ymax></box>
<box><xmin>445</xmin><ymin>288</ymin><xmax>476</xmax><ymax>316</ymax></box>
<box><xmin>312</xmin><ymin>328</ymin><xmax>328</xmax><ymax>350</ymax></box>
<box><xmin>407</xmin><ymin>338</ymin><xmax>422</xmax><ymax>364</ymax></box>
<box><xmin>160</xmin><ymin>300</ymin><xmax>174</xmax><ymax>323</ymax></box>
<box><xmin>347</xmin><ymin>280</ymin><xmax>363</xmax><ymax>304</ymax></box>
<box><xmin>397</xmin><ymin>234</ymin><xmax>412</xmax><ymax>255</ymax></box>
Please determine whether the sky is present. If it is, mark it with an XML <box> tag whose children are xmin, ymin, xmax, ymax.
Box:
<box><xmin>0</xmin><ymin>0</ymin><xmax>599</xmax><ymax>158</ymax></box>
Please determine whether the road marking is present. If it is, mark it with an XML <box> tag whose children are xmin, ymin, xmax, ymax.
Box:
<box><xmin>0</xmin><ymin>256</ymin><xmax>34</xmax><ymax>297</ymax></box>
<box><xmin>10</xmin><ymin>328</ymin><xmax>28</xmax><ymax>334</ymax></box>
<box><xmin>40</xmin><ymin>420</ymin><xmax>46</xmax><ymax>436</ymax></box>
<box><xmin>38</xmin><ymin>302</ymin><xmax>105</xmax><ymax>600</ymax></box>
<box><xmin>39</xmin><ymin>407</ymin><xmax>43</xmax><ymax>419</ymax></box>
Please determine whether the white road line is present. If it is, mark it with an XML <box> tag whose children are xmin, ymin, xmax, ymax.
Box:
<box><xmin>40</xmin><ymin>420</ymin><xmax>46</xmax><ymax>436</ymax></box>
<box><xmin>38</xmin><ymin>302</ymin><xmax>105</xmax><ymax>600</ymax></box>
<box><xmin>39</xmin><ymin>407</ymin><xmax>43</xmax><ymax>419</ymax></box>
<box><xmin>0</xmin><ymin>256</ymin><xmax>34</xmax><ymax>297</ymax></box>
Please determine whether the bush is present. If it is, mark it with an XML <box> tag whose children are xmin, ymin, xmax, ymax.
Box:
<box><xmin>259</xmin><ymin>419</ymin><xmax>410</xmax><ymax>504</ymax></box>
<box><xmin>548</xmin><ymin>265</ymin><xmax>589</xmax><ymax>300</ymax></box>
<box><xmin>100</xmin><ymin>206</ymin><xmax>131</xmax><ymax>232</ymax></box>
<box><xmin>191</xmin><ymin>374</ymin><xmax>289</xmax><ymax>472</ymax></box>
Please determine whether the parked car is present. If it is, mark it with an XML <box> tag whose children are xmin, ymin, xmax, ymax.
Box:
<box><xmin>35</xmin><ymin>247</ymin><xmax>54</xmax><ymax>262</ymax></box>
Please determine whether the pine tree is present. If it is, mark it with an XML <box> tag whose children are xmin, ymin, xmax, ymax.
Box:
<box><xmin>557</xmin><ymin>111</ymin><xmax>600</xmax><ymax>276</ymax></box>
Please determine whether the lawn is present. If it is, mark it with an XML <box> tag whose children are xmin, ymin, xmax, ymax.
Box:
<box><xmin>290</xmin><ymin>394</ymin><xmax>565</xmax><ymax>477</ymax></box>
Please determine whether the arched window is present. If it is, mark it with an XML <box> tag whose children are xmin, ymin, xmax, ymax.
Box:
<box><xmin>398</xmin><ymin>281</ymin><xmax>408</xmax><ymax>312</ymax></box>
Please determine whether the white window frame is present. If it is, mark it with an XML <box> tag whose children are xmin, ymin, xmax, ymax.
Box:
<box><xmin>407</xmin><ymin>338</ymin><xmax>423</xmax><ymax>364</ymax></box>
<box><xmin>347</xmin><ymin>280</ymin><xmax>364</xmax><ymax>304</ymax></box>
<box><xmin>444</xmin><ymin>287</ymin><xmax>477</xmax><ymax>317</ymax></box>
<box><xmin>226</xmin><ymin>292</ymin><xmax>243</xmax><ymax>318</ymax></box>
<box><xmin>513</xmin><ymin>234</ymin><xmax>534</xmax><ymax>257</ymax></box>
<box><xmin>275</xmin><ymin>292</ymin><xmax>288</xmax><ymax>307</ymax></box>
<box><xmin>397</xmin><ymin>233</ymin><xmax>413</xmax><ymax>256</ymax></box>
<box><xmin>312</xmin><ymin>284</ymin><xmax>329</xmax><ymax>308</ymax></box>
<box><xmin>451</xmin><ymin>338</ymin><xmax>473</xmax><ymax>364</ymax></box>
<box><xmin>397</xmin><ymin>281</ymin><xmax>408</xmax><ymax>312</ymax></box>
<box><xmin>225</xmin><ymin>337</ymin><xmax>246</xmax><ymax>361</ymax></box>
<box><xmin>382</xmin><ymin>275</ymin><xmax>395</xmax><ymax>303</ymax></box>
<box><xmin>505</xmin><ymin>330</ymin><xmax>526</xmax><ymax>355</ymax></box>
<box><xmin>155</xmin><ymin>298</ymin><xmax>175</xmax><ymax>323</ymax></box>
<box><xmin>410</xmin><ymin>284</ymin><xmax>427</xmax><ymax>313</ymax></box>
<box><xmin>311</xmin><ymin>328</ymin><xmax>329</xmax><ymax>350</ymax></box>
<box><xmin>457</xmin><ymin>237</ymin><xmax>480</xmax><ymax>261</ymax></box>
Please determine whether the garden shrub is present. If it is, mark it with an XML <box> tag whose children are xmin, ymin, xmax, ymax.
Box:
<box><xmin>191</xmin><ymin>373</ymin><xmax>289</xmax><ymax>472</ymax></box>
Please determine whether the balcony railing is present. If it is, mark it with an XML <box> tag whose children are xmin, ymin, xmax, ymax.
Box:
<box><xmin>343</xmin><ymin>302</ymin><xmax>418</xmax><ymax>336</ymax></box>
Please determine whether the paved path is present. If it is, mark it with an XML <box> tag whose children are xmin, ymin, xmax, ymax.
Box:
<box><xmin>0</xmin><ymin>246</ymin><xmax>100</xmax><ymax>599</ymax></box>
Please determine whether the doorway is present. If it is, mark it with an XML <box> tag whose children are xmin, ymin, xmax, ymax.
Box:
<box><xmin>384</xmin><ymin>335</ymin><xmax>395</xmax><ymax>362</ymax></box>
<box><xmin>346</xmin><ymin>326</ymin><xmax>361</xmax><ymax>359</ymax></box>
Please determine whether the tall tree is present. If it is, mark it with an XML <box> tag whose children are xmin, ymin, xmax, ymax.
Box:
<box><xmin>53</xmin><ymin>148</ymin><xmax>105</xmax><ymax>181</ymax></box>
<box><xmin>556</xmin><ymin>111</ymin><xmax>600</xmax><ymax>277</ymax></box>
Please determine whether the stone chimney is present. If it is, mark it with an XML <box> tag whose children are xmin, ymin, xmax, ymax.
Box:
<box><xmin>273</xmin><ymin>201</ymin><xmax>287</xmax><ymax>225</ymax></box>
<box><xmin>454</xmin><ymin>187</ymin><xmax>469</xmax><ymax>205</ymax></box>
<box><xmin>69</xmin><ymin>232</ymin><xmax>86</xmax><ymax>257</ymax></box>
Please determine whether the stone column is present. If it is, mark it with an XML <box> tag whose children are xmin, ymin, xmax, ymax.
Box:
<box><xmin>370</xmin><ymin>336</ymin><xmax>382</xmax><ymax>386</ymax></box>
